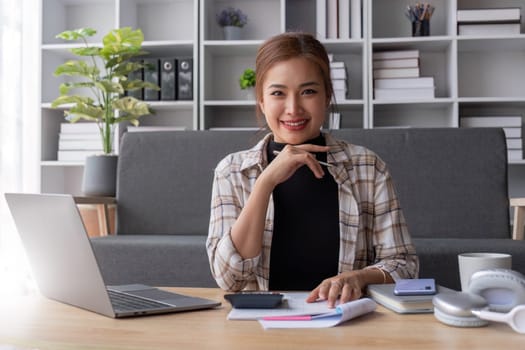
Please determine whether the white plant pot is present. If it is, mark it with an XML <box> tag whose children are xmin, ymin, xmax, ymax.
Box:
<box><xmin>82</xmin><ymin>154</ymin><xmax>118</xmax><ymax>197</ymax></box>
<box><xmin>223</xmin><ymin>26</ymin><xmax>242</xmax><ymax>40</ymax></box>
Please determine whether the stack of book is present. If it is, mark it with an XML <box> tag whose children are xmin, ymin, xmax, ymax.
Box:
<box><xmin>461</xmin><ymin>116</ymin><xmax>523</xmax><ymax>161</ymax></box>
<box><xmin>57</xmin><ymin>123</ymin><xmax>103</xmax><ymax>162</ymax></box>
<box><xmin>327</xmin><ymin>112</ymin><xmax>341</xmax><ymax>129</ymax></box>
<box><xmin>329</xmin><ymin>54</ymin><xmax>348</xmax><ymax>102</ymax></box>
<box><xmin>316</xmin><ymin>0</ymin><xmax>361</xmax><ymax>39</ymax></box>
<box><xmin>457</xmin><ymin>7</ymin><xmax>521</xmax><ymax>36</ymax></box>
<box><xmin>372</xmin><ymin>49</ymin><xmax>435</xmax><ymax>100</ymax></box>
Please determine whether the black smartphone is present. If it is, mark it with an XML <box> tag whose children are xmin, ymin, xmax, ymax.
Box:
<box><xmin>224</xmin><ymin>291</ymin><xmax>284</xmax><ymax>309</ymax></box>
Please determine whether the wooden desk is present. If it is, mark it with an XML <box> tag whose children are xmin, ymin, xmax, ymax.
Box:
<box><xmin>0</xmin><ymin>287</ymin><xmax>522</xmax><ymax>349</ymax></box>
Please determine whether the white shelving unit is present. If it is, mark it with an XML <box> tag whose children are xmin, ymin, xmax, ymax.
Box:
<box><xmin>38</xmin><ymin>0</ymin><xmax>525</xmax><ymax>198</ymax></box>
<box><xmin>199</xmin><ymin>0</ymin><xmax>367</xmax><ymax>130</ymax></box>
<box><xmin>39</xmin><ymin>0</ymin><xmax>199</xmax><ymax>194</ymax></box>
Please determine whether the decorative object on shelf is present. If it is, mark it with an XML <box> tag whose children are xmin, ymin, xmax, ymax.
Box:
<box><xmin>239</xmin><ymin>68</ymin><xmax>255</xmax><ymax>99</ymax></box>
<box><xmin>51</xmin><ymin>27</ymin><xmax>159</xmax><ymax>196</ymax></box>
<box><xmin>404</xmin><ymin>3</ymin><xmax>434</xmax><ymax>36</ymax></box>
<box><xmin>216</xmin><ymin>7</ymin><xmax>248</xmax><ymax>40</ymax></box>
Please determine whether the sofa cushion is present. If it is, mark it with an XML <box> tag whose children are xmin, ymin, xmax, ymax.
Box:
<box><xmin>90</xmin><ymin>235</ymin><xmax>217</xmax><ymax>287</ymax></box>
<box><xmin>116</xmin><ymin>130</ymin><xmax>264</xmax><ymax>235</ymax></box>
<box><xmin>331</xmin><ymin>128</ymin><xmax>510</xmax><ymax>240</ymax></box>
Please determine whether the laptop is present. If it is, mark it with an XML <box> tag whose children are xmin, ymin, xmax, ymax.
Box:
<box><xmin>4</xmin><ymin>192</ymin><xmax>221</xmax><ymax>318</ymax></box>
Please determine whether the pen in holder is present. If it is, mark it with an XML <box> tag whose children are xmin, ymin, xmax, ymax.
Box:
<box><xmin>405</xmin><ymin>3</ymin><xmax>435</xmax><ymax>37</ymax></box>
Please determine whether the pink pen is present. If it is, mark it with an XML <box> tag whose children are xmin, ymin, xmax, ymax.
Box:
<box><xmin>261</xmin><ymin>315</ymin><xmax>312</xmax><ymax>321</ymax></box>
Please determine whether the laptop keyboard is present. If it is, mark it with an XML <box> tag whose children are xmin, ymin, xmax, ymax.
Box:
<box><xmin>108</xmin><ymin>289</ymin><xmax>172</xmax><ymax>312</ymax></box>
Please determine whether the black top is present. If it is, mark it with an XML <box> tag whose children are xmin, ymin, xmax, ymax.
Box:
<box><xmin>267</xmin><ymin>134</ymin><xmax>340</xmax><ymax>291</ymax></box>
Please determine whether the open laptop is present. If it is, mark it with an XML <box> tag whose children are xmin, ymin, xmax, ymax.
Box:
<box><xmin>4</xmin><ymin>192</ymin><xmax>221</xmax><ymax>318</ymax></box>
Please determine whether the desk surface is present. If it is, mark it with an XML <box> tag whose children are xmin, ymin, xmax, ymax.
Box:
<box><xmin>0</xmin><ymin>287</ymin><xmax>522</xmax><ymax>349</ymax></box>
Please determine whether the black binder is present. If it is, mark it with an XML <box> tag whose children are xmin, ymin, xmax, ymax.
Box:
<box><xmin>177</xmin><ymin>57</ymin><xmax>193</xmax><ymax>100</ymax></box>
<box><xmin>160</xmin><ymin>58</ymin><xmax>177</xmax><ymax>100</ymax></box>
<box><xmin>143</xmin><ymin>58</ymin><xmax>160</xmax><ymax>101</ymax></box>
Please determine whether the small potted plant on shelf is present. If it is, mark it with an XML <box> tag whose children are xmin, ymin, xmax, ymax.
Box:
<box><xmin>239</xmin><ymin>68</ymin><xmax>255</xmax><ymax>99</ymax></box>
<box><xmin>216</xmin><ymin>7</ymin><xmax>248</xmax><ymax>40</ymax></box>
<box><xmin>51</xmin><ymin>27</ymin><xmax>159</xmax><ymax>197</ymax></box>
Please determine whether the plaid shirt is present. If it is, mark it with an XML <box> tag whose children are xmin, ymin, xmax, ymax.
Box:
<box><xmin>207</xmin><ymin>132</ymin><xmax>419</xmax><ymax>291</ymax></box>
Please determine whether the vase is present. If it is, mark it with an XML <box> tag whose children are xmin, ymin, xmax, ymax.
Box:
<box><xmin>82</xmin><ymin>154</ymin><xmax>118</xmax><ymax>197</ymax></box>
<box><xmin>223</xmin><ymin>26</ymin><xmax>242</xmax><ymax>40</ymax></box>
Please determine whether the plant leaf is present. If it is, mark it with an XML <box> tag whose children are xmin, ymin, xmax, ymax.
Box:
<box><xmin>95</xmin><ymin>80</ymin><xmax>124</xmax><ymax>95</ymax></box>
<box><xmin>56</xmin><ymin>28</ymin><xmax>97</xmax><ymax>41</ymax></box>
<box><xmin>112</xmin><ymin>97</ymin><xmax>153</xmax><ymax>122</ymax></box>
<box><xmin>54</xmin><ymin>60</ymin><xmax>99</xmax><ymax>78</ymax></box>
<box><xmin>64</xmin><ymin>103</ymin><xmax>105</xmax><ymax>123</ymax></box>
<box><xmin>51</xmin><ymin>94</ymin><xmax>94</xmax><ymax>108</ymax></box>
<box><xmin>100</xmin><ymin>27</ymin><xmax>144</xmax><ymax>60</ymax></box>
<box><xmin>70</xmin><ymin>47</ymin><xmax>102</xmax><ymax>57</ymax></box>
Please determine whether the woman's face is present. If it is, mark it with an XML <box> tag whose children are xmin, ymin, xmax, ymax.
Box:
<box><xmin>258</xmin><ymin>57</ymin><xmax>329</xmax><ymax>144</ymax></box>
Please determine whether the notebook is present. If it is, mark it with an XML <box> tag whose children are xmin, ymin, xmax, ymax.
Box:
<box><xmin>366</xmin><ymin>283</ymin><xmax>454</xmax><ymax>314</ymax></box>
<box><xmin>5</xmin><ymin>193</ymin><xmax>221</xmax><ymax>318</ymax></box>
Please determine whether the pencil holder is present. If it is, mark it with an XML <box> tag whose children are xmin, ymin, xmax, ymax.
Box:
<box><xmin>412</xmin><ymin>19</ymin><xmax>430</xmax><ymax>36</ymax></box>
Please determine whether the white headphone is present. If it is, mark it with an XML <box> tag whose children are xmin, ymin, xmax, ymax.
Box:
<box><xmin>432</xmin><ymin>269</ymin><xmax>525</xmax><ymax>328</ymax></box>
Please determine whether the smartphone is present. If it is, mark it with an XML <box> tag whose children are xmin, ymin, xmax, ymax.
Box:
<box><xmin>394</xmin><ymin>278</ymin><xmax>436</xmax><ymax>296</ymax></box>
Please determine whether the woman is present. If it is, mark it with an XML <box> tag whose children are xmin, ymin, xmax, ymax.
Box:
<box><xmin>207</xmin><ymin>32</ymin><xmax>418</xmax><ymax>307</ymax></box>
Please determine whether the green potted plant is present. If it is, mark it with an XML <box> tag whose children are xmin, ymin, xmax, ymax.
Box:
<box><xmin>216</xmin><ymin>7</ymin><xmax>248</xmax><ymax>40</ymax></box>
<box><xmin>51</xmin><ymin>27</ymin><xmax>159</xmax><ymax>196</ymax></box>
<box><xmin>239</xmin><ymin>68</ymin><xmax>255</xmax><ymax>99</ymax></box>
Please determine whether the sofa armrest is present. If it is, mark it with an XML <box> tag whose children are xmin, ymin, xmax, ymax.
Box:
<box><xmin>510</xmin><ymin>198</ymin><xmax>525</xmax><ymax>240</ymax></box>
<box><xmin>74</xmin><ymin>196</ymin><xmax>117</xmax><ymax>236</ymax></box>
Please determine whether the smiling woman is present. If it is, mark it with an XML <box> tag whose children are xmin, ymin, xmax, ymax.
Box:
<box><xmin>0</xmin><ymin>0</ymin><xmax>40</xmax><ymax>295</ymax></box>
<box><xmin>206</xmin><ymin>32</ymin><xmax>419</xmax><ymax>308</ymax></box>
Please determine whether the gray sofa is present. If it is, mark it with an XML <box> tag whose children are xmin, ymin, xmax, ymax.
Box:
<box><xmin>90</xmin><ymin>128</ymin><xmax>525</xmax><ymax>290</ymax></box>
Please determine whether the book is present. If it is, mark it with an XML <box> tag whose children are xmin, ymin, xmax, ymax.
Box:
<box><xmin>57</xmin><ymin>150</ymin><xmax>102</xmax><ymax>162</ymax></box>
<box><xmin>60</xmin><ymin>122</ymin><xmax>99</xmax><ymax>134</ymax></box>
<box><xmin>367</xmin><ymin>283</ymin><xmax>454</xmax><ymax>314</ymax></box>
<box><xmin>507</xmin><ymin>138</ymin><xmax>523</xmax><ymax>149</ymax></box>
<box><xmin>458</xmin><ymin>23</ymin><xmax>521</xmax><ymax>36</ymax></box>
<box><xmin>331</xmin><ymin>67</ymin><xmax>347</xmax><ymax>79</ymax></box>
<box><xmin>350</xmin><ymin>0</ymin><xmax>361</xmax><ymax>38</ymax></box>
<box><xmin>374</xmin><ymin>77</ymin><xmax>434</xmax><ymax>89</ymax></box>
<box><xmin>326</xmin><ymin>0</ymin><xmax>338</xmax><ymax>39</ymax></box>
<box><xmin>373</xmin><ymin>50</ymin><xmax>419</xmax><ymax>60</ymax></box>
<box><xmin>508</xmin><ymin>149</ymin><xmax>523</xmax><ymax>160</ymax></box>
<box><xmin>374</xmin><ymin>87</ymin><xmax>434</xmax><ymax>100</ymax></box>
<box><xmin>457</xmin><ymin>8</ymin><xmax>521</xmax><ymax>23</ymax></box>
<box><xmin>333</xmin><ymin>89</ymin><xmax>346</xmax><ymax>101</ymax></box>
<box><xmin>59</xmin><ymin>139</ymin><xmax>103</xmax><ymax>150</ymax></box>
<box><xmin>59</xmin><ymin>132</ymin><xmax>100</xmax><ymax>140</ymax></box>
<box><xmin>258</xmin><ymin>298</ymin><xmax>377</xmax><ymax>329</ymax></box>
<box><xmin>316</xmin><ymin>0</ymin><xmax>326</xmax><ymax>39</ymax></box>
<box><xmin>338</xmin><ymin>0</ymin><xmax>350</xmax><ymax>39</ymax></box>
<box><xmin>373</xmin><ymin>67</ymin><xmax>419</xmax><ymax>79</ymax></box>
<box><xmin>331</xmin><ymin>78</ymin><xmax>347</xmax><ymax>90</ymax></box>
<box><xmin>460</xmin><ymin>116</ymin><xmax>522</xmax><ymax>128</ymax></box>
<box><xmin>372</xmin><ymin>58</ymin><xmax>419</xmax><ymax>69</ymax></box>
<box><xmin>504</xmin><ymin>127</ymin><xmax>522</xmax><ymax>138</ymax></box>
<box><xmin>127</xmin><ymin>126</ymin><xmax>187</xmax><ymax>132</ymax></box>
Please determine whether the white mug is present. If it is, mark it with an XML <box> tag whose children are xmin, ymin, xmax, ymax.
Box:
<box><xmin>458</xmin><ymin>252</ymin><xmax>512</xmax><ymax>291</ymax></box>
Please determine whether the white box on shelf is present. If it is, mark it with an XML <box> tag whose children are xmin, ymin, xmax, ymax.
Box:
<box><xmin>374</xmin><ymin>87</ymin><xmax>434</xmax><ymax>100</ymax></box>
<box><xmin>508</xmin><ymin>149</ymin><xmax>523</xmax><ymax>160</ymax></box>
<box><xmin>374</xmin><ymin>77</ymin><xmax>434</xmax><ymax>89</ymax></box>
<box><xmin>373</xmin><ymin>58</ymin><xmax>419</xmax><ymax>69</ymax></box>
<box><xmin>373</xmin><ymin>68</ymin><xmax>420</xmax><ymax>79</ymax></box>
<box><xmin>507</xmin><ymin>138</ymin><xmax>523</xmax><ymax>149</ymax></box>
<box><xmin>504</xmin><ymin>127</ymin><xmax>522</xmax><ymax>138</ymax></box>
<box><xmin>458</xmin><ymin>23</ymin><xmax>521</xmax><ymax>36</ymax></box>
<box><xmin>457</xmin><ymin>8</ymin><xmax>521</xmax><ymax>23</ymax></box>
<box><xmin>460</xmin><ymin>116</ymin><xmax>522</xmax><ymax>128</ymax></box>
<box><xmin>373</xmin><ymin>50</ymin><xmax>420</xmax><ymax>60</ymax></box>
